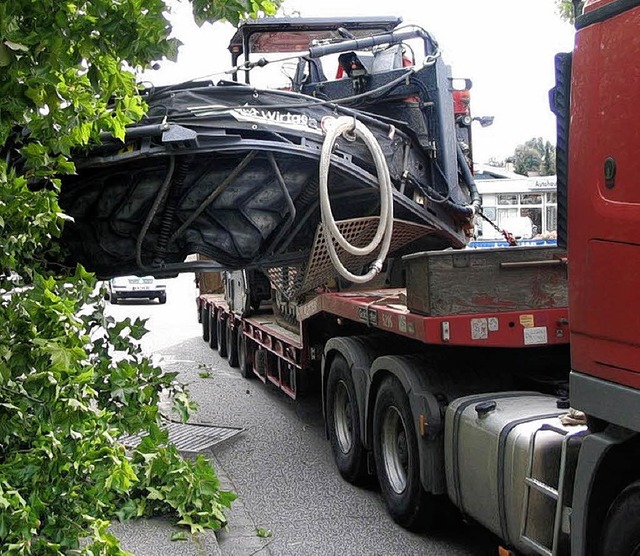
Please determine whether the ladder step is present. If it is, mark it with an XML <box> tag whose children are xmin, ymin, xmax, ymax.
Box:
<box><xmin>525</xmin><ymin>477</ymin><xmax>559</xmax><ymax>500</ymax></box>
<box><xmin>520</xmin><ymin>535</ymin><xmax>553</xmax><ymax>556</ymax></box>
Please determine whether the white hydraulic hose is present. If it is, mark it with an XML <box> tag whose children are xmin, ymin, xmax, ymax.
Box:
<box><xmin>319</xmin><ymin>116</ymin><xmax>394</xmax><ymax>283</ymax></box>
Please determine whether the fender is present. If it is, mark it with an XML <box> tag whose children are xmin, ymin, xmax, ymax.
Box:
<box><xmin>369</xmin><ymin>355</ymin><xmax>451</xmax><ymax>495</ymax></box>
<box><xmin>571</xmin><ymin>427</ymin><xmax>635</xmax><ymax>556</ymax></box>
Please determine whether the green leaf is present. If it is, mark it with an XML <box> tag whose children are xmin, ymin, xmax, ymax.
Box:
<box><xmin>171</xmin><ymin>531</ymin><xmax>188</xmax><ymax>541</ymax></box>
<box><xmin>0</xmin><ymin>43</ymin><xmax>11</xmax><ymax>67</ymax></box>
<box><xmin>256</xmin><ymin>527</ymin><xmax>272</xmax><ymax>538</ymax></box>
<box><xmin>3</xmin><ymin>40</ymin><xmax>29</xmax><ymax>52</ymax></box>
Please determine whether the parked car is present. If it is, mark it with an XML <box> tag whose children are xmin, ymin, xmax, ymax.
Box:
<box><xmin>108</xmin><ymin>275</ymin><xmax>167</xmax><ymax>304</ymax></box>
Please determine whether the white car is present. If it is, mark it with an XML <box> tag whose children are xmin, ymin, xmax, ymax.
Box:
<box><xmin>108</xmin><ymin>275</ymin><xmax>166</xmax><ymax>304</ymax></box>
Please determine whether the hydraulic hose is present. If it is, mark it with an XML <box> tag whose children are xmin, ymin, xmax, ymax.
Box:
<box><xmin>456</xmin><ymin>142</ymin><xmax>482</xmax><ymax>213</ymax></box>
<box><xmin>319</xmin><ymin>116</ymin><xmax>394</xmax><ymax>284</ymax></box>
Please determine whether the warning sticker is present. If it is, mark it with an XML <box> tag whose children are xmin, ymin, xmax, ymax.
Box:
<box><xmin>524</xmin><ymin>327</ymin><xmax>548</xmax><ymax>345</ymax></box>
<box><xmin>488</xmin><ymin>317</ymin><xmax>499</xmax><ymax>332</ymax></box>
<box><xmin>471</xmin><ymin>318</ymin><xmax>489</xmax><ymax>340</ymax></box>
<box><xmin>519</xmin><ymin>314</ymin><xmax>535</xmax><ymax>328</ymax></box>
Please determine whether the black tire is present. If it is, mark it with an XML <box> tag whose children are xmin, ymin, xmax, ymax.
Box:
<box><xmin>201</xmin><ymin>303</ymin><xmax>210</xmax><ymax>342</ymax></box>
<box><xmin>238</xmin><ymin>331</ymin><xmax>253</xmax><ymax>379</ymax></box>
<box><xmin>254</xmin><ymin>348</ymin><xmax>267</xmax><ymax>379</ymax></box>
<box><xmin>158</xmin><ymin>292</ymin><xmax>166</xmax><ymax>304</ymax></box>
<box><xmin>326</xmin><ymin>354</ymin><xmax>368</xmax><ymax>484</ymax></box>
<box><xmin>208</xmin><ymin>306</ymin><xmax>217</xmax><ymax>350</ymax></box>
<box><xmin>373</xmin><ymin>376</ymin><xmax>434</xmax><ymax>531</ymax></box>
<box><xmin>226</xmin><ymin>320</ymin><xmax>239</xmax><ymax>367</ymax></box>
<box><xmin>599</xmin><ymin>480</ymin><xmax>640</xmax><ymax>555</ymax></box>
<box><xmin>216</xmin><ymin>313</ymin><xmax>228</xmax><ymax>358</ymax></box>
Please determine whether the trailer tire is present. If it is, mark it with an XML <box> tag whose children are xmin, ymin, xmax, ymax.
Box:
<box><xmin>254</xmin><ymin>348</ymin><xmax>267</xmax><ymax>379</ymax></box>
<box><xmin>238</xmin><ymin>332</ymin><xmax>252</xmax><ymax>379</ymax></box>
<box><xmin>599</xmin><ymin>480</ymin><xmax>640</xmax><ymax>555</ymax></box>
<box><xmin>216</xmin><ymin>313</ymin><xmax>228</xmax><ymax>358</ymax></box>
<box><xmin>226</xmin><ymin>320</ymin><xmax>239</xmax><ymax>367</ymax></box>
<box><xmin>208</xmin><ymin>307</ymin><xmax>218</xmax><ymax>350</ymax></box>
<box><xmin>373</xmin><ymin>376</ymin><xmax>434</xmax><ymax>531</ymax></box>
<box><xmin>327</xmin><ymin>354</ymin><xmax>368</xmax><ymax>485</ymax></box>
<box><xmin>201</xmin><ymin>303</ymin><xmax>210</xmax><ymax>342</ymax></box>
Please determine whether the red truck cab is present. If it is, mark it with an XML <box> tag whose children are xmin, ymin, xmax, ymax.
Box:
<box><xmin>552</xmin><ymin>0</ymin><xmax>640</xmax><ymax>552</ymax></box>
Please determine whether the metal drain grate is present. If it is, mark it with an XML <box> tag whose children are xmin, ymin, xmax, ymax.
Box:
<box><xmin>121</xmin><ymin>420</ymin><xmax>243</xmax><ymax>453</ymax></box>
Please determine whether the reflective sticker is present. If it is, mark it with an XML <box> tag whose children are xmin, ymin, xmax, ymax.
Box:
<box><xmin>524</xmin><ymin>327</ymin><xmax>548</xmax><ymax>345</ymax></box>
<box><xmin>358</xmin><ymin>307</ymin><xmax>378</xmax><ymax>326</ymax></box>
<box><xmin>398</xmin><ymin>316</ymin><xmax>407</xmax><ymax>333</ymax></box>
<box><xmin>471</xmin><ymin>318</ymin><xmax>489</xmax><ymax>340</ymax></box>
<box><xmin>520</xmin><ymin>314</ymin><xmax>535</xmax><ymax>328</ymax></box>
<box><xmin>297</xmin><ymin>298</ymin><xmax>320</xmax><ymax>321</ymax></box>
<box><xmin>381</xmin><ymin>313</ymin><xmax>394</xmax><ymax>329</ymax></box>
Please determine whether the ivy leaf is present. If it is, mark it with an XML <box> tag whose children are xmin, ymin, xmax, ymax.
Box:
<box><xmin>0</xmin><ymin>43</ymin><xmax>11</xmax><ymax>67</ymax></box>
<box><xmin>171</xmin><ymin>531</ymin><xmax>188</xmax><ymax>541</ymax></box>
<box><xmin>3</xmin><ymin>40</ymin><xmax>29</xmax><ymax>52</ymax></box>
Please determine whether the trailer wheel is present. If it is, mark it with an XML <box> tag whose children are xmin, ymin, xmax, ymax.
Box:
<box><xmin>599</xmin><ymin>480</ymin><xmax>640</xmax><ymax>555</ymax></box>
<box><xmin>326</xmin><ymin>354</ymin><xmax>367</xmax><ymax>484</ymax></box>
<box><xmin>201</xmin><ymin>303</ymin><xmax>210</xmax><ymax>342</ymax></box>
<box><xmin>226</xmin><ymin>320</ymin><xmax>239</xmax><ymax>368</ymax></box>
<box><xmin>238</xmin><ymin>331</ymin><xmax>253</xmax><ymax>379</ymax></box>
<box><xmin>254</xmin><ymin>348</ymin><xmax>267</xmax><ymax>379</ymax></box>
<box><xmin>216</xmin><ymin>313</ymin><xmax>228</xmax><ymax>358</ymax></box>
<box><xmin>373</xmin><ymin>376</ymin><xmax>433</xmax><ymax>531</ymax></box>
<box><xmin>208</xmin><ymin>306</ymin><xmax>217</xmax><ymax>350</ymax></box>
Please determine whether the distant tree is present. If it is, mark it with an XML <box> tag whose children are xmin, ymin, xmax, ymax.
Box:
<box><xmin>510</xmin><ymin>138</ymin><xmax>556</xmax><ymax>176</ymax></box>
<box><xmin>541</xmin><ymin>141</ymin><xmax>556</xmax><ymax>176</ymax></box>
<box><xmin>556</xmin><ymin>0</ymin><xmax>585</xmax><ymax>22</ymax></box>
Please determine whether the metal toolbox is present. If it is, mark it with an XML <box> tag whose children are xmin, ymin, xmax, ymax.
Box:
<box><xmin>444</xmin><ymin>393</ymin><xmax>586</xmax><ymax>555</ymax></box>
<box><xmin>403</xmin><ymin>246</ymin><xmax>567</xmax><ymax>316</ymax></box>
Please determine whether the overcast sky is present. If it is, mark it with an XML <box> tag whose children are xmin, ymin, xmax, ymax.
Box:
<box><xmin>146</xmin><ymin>0</ymin><xmax>576</xmax><ymax>163</ymax></box>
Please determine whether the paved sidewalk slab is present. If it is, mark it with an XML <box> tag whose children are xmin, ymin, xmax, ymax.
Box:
<box><xmin>110</xmin><ymin>517</ymin><xmax>222</xmax><ymax>556</ymax></box>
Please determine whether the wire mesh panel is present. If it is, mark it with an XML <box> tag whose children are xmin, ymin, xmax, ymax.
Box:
<box><xmin>268</xmin><ymin>217</ymin><xmax>434</xmax><ymax>299</ymax></box>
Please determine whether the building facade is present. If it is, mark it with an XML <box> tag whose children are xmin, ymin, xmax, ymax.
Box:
<box><xmin>474</xmin><ymin>167</ymin><xmax>557</xmax><ymax>240</ymax></box>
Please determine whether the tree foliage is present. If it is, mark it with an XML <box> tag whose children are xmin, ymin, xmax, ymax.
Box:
<box><xmin>509</xmin><ymin>137</ymin><xmax>556</xmax><ymax>177</ymax></box>
<box><xmin>0</xmin><ymin>0</ymin><xmax>277</xmax><ymax>554</ymax></box>
<box><xmin>556</xmin><ymin>0</ymin><xmax>585</xmax><ymax>22</ymax></box>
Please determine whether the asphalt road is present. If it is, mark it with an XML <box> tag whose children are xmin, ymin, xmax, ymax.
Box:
<box><xmin>107</xmin><ymin>274</ymin><xmax>498</xmax><ymax>556</ymax></box>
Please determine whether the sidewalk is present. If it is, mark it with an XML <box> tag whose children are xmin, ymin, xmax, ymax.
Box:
<box><xmin>110</xmin><ymin>517</ymin><xmax>221</xmax><ymax>556</ymax></box>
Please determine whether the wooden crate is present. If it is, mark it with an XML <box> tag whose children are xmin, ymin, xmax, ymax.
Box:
<box><xmin>403</xmin><ymin>246</ymin><xmax>568</xmax><ymax>316</ymax></box>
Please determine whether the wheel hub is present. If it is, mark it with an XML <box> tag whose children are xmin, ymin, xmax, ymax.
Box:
<box><xmin>381</xmin><ymin>406</ymin><xmax>409</xmax><ymax>494</ymax></box>
<box><xmin>334</xmin><ymin>380</ymin><xmax>353</xmax><ymax>454</ymax></box>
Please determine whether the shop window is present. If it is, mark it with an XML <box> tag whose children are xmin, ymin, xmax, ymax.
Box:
<box><xmin>521</xmin><ymin>207</ymin><xmax>542</xmax><ymax>235</ymax></box>
<box><xmin>546</xmin><ymin>206</ymin><xmax>557</xmax><ymax>233</ymax></box>
<box><xmin>521</xmin><ymin>193</ymin><xmax>543</xmax><ymax>205</ymax></box>
<box><xmin>497</xmin><ymin>194</ymin><xmax>518</xmax><ymax>205</ymax></box>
